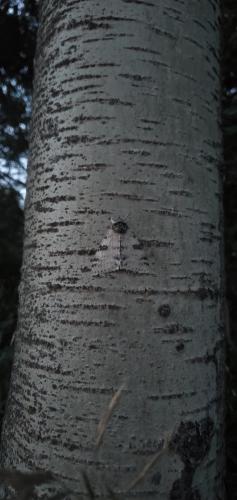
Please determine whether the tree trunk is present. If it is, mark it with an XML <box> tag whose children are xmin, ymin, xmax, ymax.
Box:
<box><xmin>0</xmin><ymin>1</ymin><xmax>224</xmax><ymax>499</ymax></box>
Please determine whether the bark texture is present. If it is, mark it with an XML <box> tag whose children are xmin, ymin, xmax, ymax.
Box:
<box><xmin>1</xmin><ymin>1</ymin><xmax>224</xmax><ymax>499</ymax></box>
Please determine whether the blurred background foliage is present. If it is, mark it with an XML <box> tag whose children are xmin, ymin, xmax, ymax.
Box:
<box><xmin>0</xmin><ymin>0</ymin><xmax>37</xmax><ymax>191</ymax></box>
<box><xmin>0</xmin><ymin>0</ymin><xmax>236</xmax><ymax>497</ymax></box>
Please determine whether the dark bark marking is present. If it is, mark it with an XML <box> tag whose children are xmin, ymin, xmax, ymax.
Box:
<box><xmin>47</xmin><ymin>220</ymin><xmax>84</xmax><ymax>227</ymax></box>
<box><xmin>122</xmin><ymin>0</ymin><xmax>155</xmax><ymax>5</ymax></box>
<box><xmin>123</xmin><ymin>149</ymin><xmax>151</xmax><ymax>156</ymax></box>
<box><xmin>73</xmin><ymin>114</ymin><xmax>114</xmax><ymax>123</ymax></box>
<box><xmin>63</xmin><ymin>134</ymin><xmax>101</xmax><ymax>145</ymax></box>
<box><xmin>145</xmin><ymin>208</ymin><xmax>187</xmax><ymax>218</ymax></box>
<box><xmin>137</xmin><ymin>162</ymin><xmax>167</xmax><ymax>168</ymax></box>
<box><xmin>60</xmin><ymin>319</ymin><xmax>115</xmax><ymax>327</ymax></box>
<box><xmin>125</xmin><ymin>46</ymin><xmax>161</xmax><ymax>56</ymax></box>
<box><xmin>42</xmin><ymin>195</ymin><xmax>76</xmax><ymax>203</ymax></box>
<box><xmin>169</xmin><ymin>418</ymin><xmax>214</xmax><ymax>500</ymax></box>
<box><xmin>120</xmin><ymin>178</ymin><xmax>156</xmax><ymax>185</ymax></box>
<box><xmin>176</xmin><ymin>342</ymin><xmax>185</xmax><ymax>352</ymax></box>
<box><xmin>150</xmin><ymin>26</ymin><xmax>177</xmax><ymax>41</ymax></box>
<box><xmin>78</xmin><ymin>97</ymin><xmax>134</xmax><ymax>107</ymax></box>
<box><xmin>149</xmin><ymin>391</ymin><xmax>196</xmax><ymax>401</ymax></box>
<box><xmin>140</xmin><ymin>239</ymin><xmax>174</xmax><ymax>248</ymax></box>
<box><xmin>153</xmin><ymin>324</ymin><xmax>193</xmax><ymax>335</ymax></box>
<box><xmin>82</xmin><ymin>303</ymin><xmax>123</xmax><ymax>311</ymax></box>
<box><xmin>67</xmin><ymin>17</ymin><xmax>111</xmax><ymax>30</ymax></box>
<box><xmin>169</xmin><ymin>190</ymin><xmax>192</xmax><ymax>198</ymax></box>
<box><xmin>187</xmin><ymin>340</ymin><xmax>223</xmax><ymax>377</ymax></box>
<box><xmin>196</xmin><ymin>286</ymin><xmax>219</xmax><ymax>301</ymax></box>
<box><xmin>158</xmin><ymin>304</ymin><xmax>171</xmax><ymax>317</ymax></box>
<box><xmin>119</xmin><ymin>73</ymin><xmax>152</xmax><ymax>82</ymax></box>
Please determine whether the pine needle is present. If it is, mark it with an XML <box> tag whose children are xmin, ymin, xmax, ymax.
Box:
<box><xmin>81</xmin><ymin>470</ymin><xmax>95</xmax><ymax>499</ymax></box>
<box><xmin>126</xmin><ymin>432</ymin><xmax>170</xmax><ymax>491</ymax></box>
<box><xmin>96</xmin><ymin>384</ymin><xmax>125</xmax><ymax>447</ymax></box>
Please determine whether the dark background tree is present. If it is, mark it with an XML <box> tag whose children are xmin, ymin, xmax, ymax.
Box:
<box><xmin>222</xmin><ymin>1</ymin><xmax>237</xmax><ymax>499</ymax></box>
<box><xmin>0</xmin><ymin>0</ymin><xmax>38</xmax><ymax>430</ymax></box>
<box><xmin>0</xmin><ymin>0</ymin><xmax>236</xmax><ymax>497</ymax></box>
<box><xmin>0</xmin><ymin>187</ymin><xmax>23</xmax><ymax>424</ymax></box>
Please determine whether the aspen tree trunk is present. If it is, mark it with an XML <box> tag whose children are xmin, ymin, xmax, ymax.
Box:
<box><xmin>0</xmin><ymin>1</ymin><xmax>224</xmax><ymax>499</ymax></box>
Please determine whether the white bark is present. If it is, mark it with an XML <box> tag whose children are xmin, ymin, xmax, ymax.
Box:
<box><xmin>1</xmin><ymin>1</ymin><xmax>224</xmax><ymax>499</ymax></box>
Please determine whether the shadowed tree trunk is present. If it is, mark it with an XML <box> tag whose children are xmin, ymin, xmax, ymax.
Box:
<box><xmin>0</xmin><ymin>1</ymin><xmax>225</xmax><ymax>499</ymax></box>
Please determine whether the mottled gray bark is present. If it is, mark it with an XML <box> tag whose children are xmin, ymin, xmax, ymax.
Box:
<box><xmin>1</xmin><ymin>0</ymin><xmax>224</xmax><ymax>499</ymax></box>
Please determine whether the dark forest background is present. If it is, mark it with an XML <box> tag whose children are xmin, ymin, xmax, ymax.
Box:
<box><xmin>0</xmin><ymin>0</ymin><xmax>236</xmax><ymax>498</ymax></box>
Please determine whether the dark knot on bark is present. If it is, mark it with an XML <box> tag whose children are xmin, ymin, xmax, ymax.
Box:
<box><xmin>158</xmin><ymin>304</ymin><xmax>171</xmax><ymax>317</ymax></box>
<box><xmin>111</xmin><ymin>218</ymin><xmax>128</xmax><ymax>234</ymax></box>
